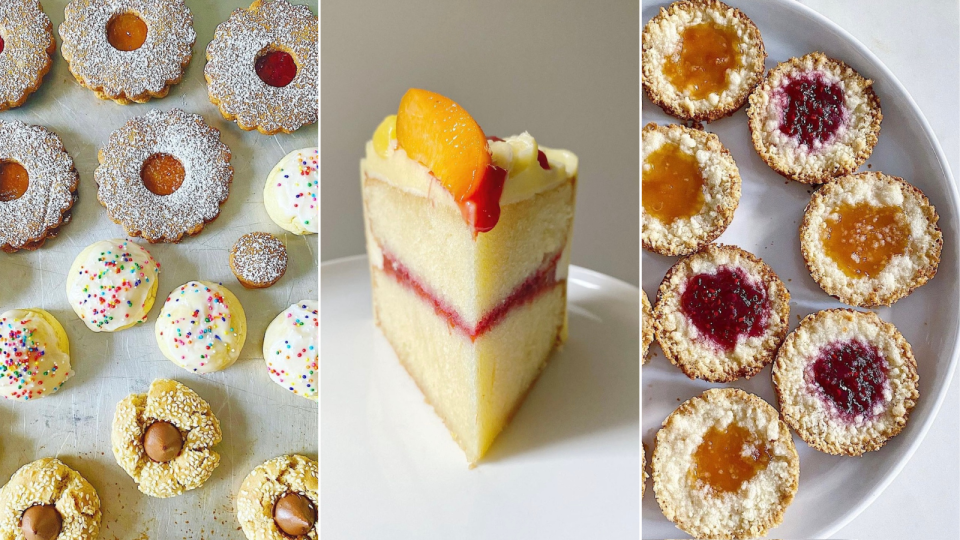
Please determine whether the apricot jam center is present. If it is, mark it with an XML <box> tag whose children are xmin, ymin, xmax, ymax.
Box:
<box><xmin>822</xmin><ymin>202</ymin><xmax>908</xmax><ymax>278</ymax></box>
<box><xmin>0</xmin><ymin>160</ymin><xmax>29</xmax><ymax>202</ymax></box>
<box><xmin>779</xmin><ymin>76</ymin><xmax>846</xmax><ymax>148</ymax></box>
<box><xmin>642</xmin><ymin>143</ymin><xmax>705</xmax><ymax>224</ymax></box>
<box><xmin>141</xmin><ymin>153</ymin><xmax>185</xmax><ymax>196</ymax></box>
<box><xmin>256</xmin><ymin>50</ymin><xmax>298</xmax><ymax>87</ymax></box>
<box><xmin>680</xmin><ymin>266</ymin><xmax>768</xmax><ymax>351</ymax></box>
<box><xmin>663</xmin><ymin>23</ymin><xmax>740</xmax><ymax>100</ymax></box>
<box><xmin>812</xmin><ymin>339</ymin><xmax>887</xmax><ymax>419</ymax></box>
<box><xmin>107</xmin><ymin>13</ymin><xmax>147</xmax><ymax>51</ymax></box>
<box><xmin>691</xmin><ymin>424</ymin><xmax>770</xmax><ymax>494</ymax></box>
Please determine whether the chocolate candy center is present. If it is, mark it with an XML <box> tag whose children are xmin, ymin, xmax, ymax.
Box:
<box><xmin>143</xmin><ymin>420</ymin><xmax>183</xmax><ymax>462</ymax></box>
<box><xmin>107</xmin><ymin>12</ymin><xmax>148</xmax><ymax>51</ymax></box>
<box><xmin>20</xmin><ymin>505</ymin><xmax>62</xmax><ymax>540</ymax></box>
<box><xmin>0</xmin><ymin>160</ymin><xmax>28</xmax><ymax>201</ymax></box>
<box><xmin>812</xmin><ymin>339</ymin><xmax>887</xmax><ymax>419</ymax></box>
<box><xmin>680</xmin><ymin>266</ymin><xmax>769</xmax><ymax>351</ymax></box>
<box><xmin>256</xmin><ymin>50</ymin><xmax>298</xmax><ymax>88</ymax></box>
<box><xmin>273</xmin><ymin>492</ymin><xmax>316</xmax><ymax>537</ymax></box>
<box><xmin>778</xmin><ymin>75</ymin><xmax>846</xmax><ymax>148</ymax></box>
<box><xmin>141</xmin><ymin>153</ymin><xmax>185</xmax><ymax>196</ymax></box>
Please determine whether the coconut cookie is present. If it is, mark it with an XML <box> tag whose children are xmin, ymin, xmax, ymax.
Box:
<box><xmin>654</xmin><ymin>245</ymin><xmax>790</xmax><ymax>382</ymax></box>
<box><xmin>111</xmin><ymin>378</ymin><xmax>222</xmax><ymax>498</ymax></box>
<box><xmin>155</xmin><ymin>281</ymin><xmax>247</xmax><ymax>374</ymax></box>
<box><xmin>59</xmin><ymin>0</ymin><xmax>195</xmax><ymax>104</ymax></box>
<box><xmin>205</xmin><ymin>0</ymin><xmax>318</xmax><ymax>135</ymax></box>
<box><xmin>230</xmin><ymin>232</ymin><xmax>288</xmax><ymax>289</ymax></box>
<box><xmin>642</xmin><ymin>290</ymin><xmax>654</xmax><ymax>364</ymax></box>
<box><xmin>263</xmin><ymin>301</ymin><xmax>317</xmax><ymax>401</ymax></box>
<box><xmin>264</xmin><ymin>147</ymin><xmax>318</xmax><ymax>235</ymax></box>
<box><xmin>0</xmin><ymin>309</ymin><xmax>72</xmax><ymax>401</ymax></box>
<box><xmin>0</xmin><ymin>121</ymin><xmax>79</xmax><ymax>253</ymax></box>
<box><xmin>653</xmin><ymin>388</ymin><xmax>799</xmax><ymax>539</ymax></box>
<box><xmin>642</xmin><ymin>123</ymin><xmax>741</xmax><ymax>256</ymax></box>
<box><xmin>747</xmin><ymin>52</ymin><xmax>882</xmax><ymax>184</ymax></box>
<box><xmin>642</xmin><ymin>0</ymin><xmax>765</xmax><ymax>122</ymax></box>
<box><xmin>237</xmin><ymin>454</ymin><xmax>317</xmax><ymax>540</ymax></box>
<box><xmin>801</xmin><ymin>172</ymin><xmax>942</xmax><ymax>307</ymax></box>
<box><xmin>0</xmin><ymin>458</ymin><xmax>101</xmax><ymax>540</ymax></box>
<box><xmin>66</xmin><ymin>238</ymin><xmax>162</xmax><ymax>332</ymax></box>
<box><xmin>95</xmin><ymin>108</ymin><xmax>233</xmax><ymax>243</ymax></box>
<box><xmin>773</xmin><ymin>309</ymin><xmax>919</xmax><ymax>456</ymax></box>
<box><xmin>0</xmin><ymin>0</ymin><xmax>56</xmax><ymax>111</ymax></box>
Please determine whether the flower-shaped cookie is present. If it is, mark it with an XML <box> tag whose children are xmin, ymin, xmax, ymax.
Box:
<box><xmin>237</xmin><ymin>454</ymin><xmax>317</xmax><ymax>540</ymax></box>
<box><xmin>0</xmin><ymin>0</ymin><xmax>56</xmax><ymax>111</ymax></box>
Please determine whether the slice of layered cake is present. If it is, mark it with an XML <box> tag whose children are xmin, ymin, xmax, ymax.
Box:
<box><xmin>361</xmin><ymin>89</ymin><xmax>577</xmax><ymax>464</ymax></box>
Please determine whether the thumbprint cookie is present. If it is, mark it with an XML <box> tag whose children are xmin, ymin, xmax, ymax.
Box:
<box><xmin>652</xmin><ymin>388</ymin><xmax>799</xmax><ymax>539</ymax></box>
<box><xmin>654</xmin><ymin>244</ymin><xmax>790</xmax><ymax>382</ymax></box>
<box><xmin>0</xmin><ymin>458</ymin><xmax>101</xmax><ymax>540</ymax></box>
<box><xmin>205</xmin><ymin>0</ymin><xmax>318</xmax><ymax>135</ymax></box>
<box><xmin>0</xmin><ymin>0</ymin><xmax>56</xmax><ymax>111</ymax></box>
<box><xmin>95</xmin><ymin>109</ymin><xmax>233</xmax><ymax>243</ymax></box>
<box><xmin>643</xmin><ymin>290</ymin><xmax>654</xmax><ymax>363</ymax></box>
<box><xmin>642</xmin><ymin>0</ymin><xmax>766</xmax><ymax>122</ymax></box>
<box><xmin>773</xmin><ymin>309</ymin><xmax>919</xmax><ymax>456</ymax></box>
<box><xmin>801</xmin><ymin>172</ymin><xmax>942</xmax><ymax>307</ymax></box>
<box><xmin>642</xmin><ymin>123</ymin><xmax>741</xmax><ymax>256</ymax></box>
<box><xmin>747</xmin><ymin>52</ymin><xmax>882</xmax><ymax>184</ymax></box>
<box><xmin>60</xmin><ymin>0</ymin><xmax>196</xmax><ymax>104</ymax></box>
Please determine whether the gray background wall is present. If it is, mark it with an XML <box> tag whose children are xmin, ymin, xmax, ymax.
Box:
<box><xmin>320</xmin><ymin>0</ymin><xmax>639</xmax><ymax>285</ymax></box>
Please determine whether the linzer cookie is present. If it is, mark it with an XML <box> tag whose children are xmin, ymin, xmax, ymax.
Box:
<box><xmin>0</xmin><ymin>0</ymin><xmax>56</xmax><ymax>111</ymax></box>
<box><xmin>95</xmin><ymin>108</ymin><xmax>233</xmax><ymax>243</ymax></box>
<box><xmin>0</xmin><ymin>121</ymin><xmax>79</xmax><ymax>253</ymax></box>
<box><xmin>0</xmin><ymin>458</ymin><xmax>102</xmax><ymax>540</ymax></box>
<box><xmin>230</xmin><ymin>232</ymin><xmax>288</xmax><ymax>289</ymax></box>
<box><xmin>111</xmin><ymin>378</ymin><xmax>222</xmax><ymax>498</ymax></box>
<box><xmin>59</xmin><ymin>0</ymin><xmax>196</xmax><ymax>104</ymax></box>
<box><xmin>204</xmin><ymin>0</ymin><xmax>318</xmax><ymax>134</ymax></box>
<box><xmin>237</xmin><ymin>454</ymin><xmax>318</xmax><ymax>540</ymax></box>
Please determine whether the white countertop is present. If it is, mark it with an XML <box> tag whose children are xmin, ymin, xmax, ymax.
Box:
<box><xmin>798</xmin><ymin>1</ymin><xmax>960</xmax><ymax>538</ymax></box>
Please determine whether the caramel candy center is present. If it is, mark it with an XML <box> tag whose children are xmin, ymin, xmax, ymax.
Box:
<box><xmin>141</xmin><ymin>153</ymin><xmax>185</xmax><ymax>196</ymax></box>
<box><xmin>20</xmin><ymin>505</ymin><xmax>62</xmax><ymax>540</ymax></box>
<box><xmin>107</xmin><ymin>12</ymin><xmax>148</xmax><ymax>51</ymax></box>
<box><xmin>822</xmin><ymin>202</ymin><xmax>909</xmax><ymax>278</ymax></box>
<box><xmin>274</xmin><ymin>492</ymin><xmax>316</xmax><ymax>537</ymax></box>
<box><xmin>143</xmin><ymin>420</ymin><xmax>183</xmax><ymax>462</ymax></box>
<box><xmin>642</xmin><ymin>142</ymin><xmax>705</xmax><ymax>224</ymax></box>
<box><xmin>690</xmin><ymin>423</ymin><xmax>770</xmax><ymax>495</ymax></box>
<box><xmin>0</xmin><ymin>160</ymin><xmax>28</xmax><ymax>202</ymax></box>
<box><xmin>663</xmin><ymin>23</ymin><xmax>741</xmax><ymax>100</ymax></box>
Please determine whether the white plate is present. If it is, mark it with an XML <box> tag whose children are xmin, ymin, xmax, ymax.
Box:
<box><xmin>320</xmin><ymin>256</ymin><xmax>640</xmax><ymax>539</ymax></box>
<box><xmin>642</xmin><ymin>1</ymin><xmax>960</xmax><ymax>538</ymax></box>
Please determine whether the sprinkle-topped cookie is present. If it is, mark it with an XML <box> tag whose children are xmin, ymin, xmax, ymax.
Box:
<box><xmin>264</xmin><ymin>147</ymin><xmax>318</xmax><ymax>235</ymax></box>
<box><xmin>66</xmin><ymin>239</ymin><xmax>162</xmax><ymax>332</ymax></box>
<box><xmin>0</xmin><ymin>0</ymin><xmax>56</xmax><ymax>111</ymax></box>
<box><xmin>230</xmin><ymin>232</ymin><xmax>288</xmax><ymax>288</ymax></box>
<box><xmin>262</xmin><ymin>300</ymin><xmax>317</xmax><ymax>401</ymax></box>
<box><xmin>0</xmin><ymin>309</ymin><xmax>72</xmax><ymax>400</ymax></box>
<box><xmin>155</xmin><ymin>281</ymin><xmax>247</xmax><ymax>373</ymax></box>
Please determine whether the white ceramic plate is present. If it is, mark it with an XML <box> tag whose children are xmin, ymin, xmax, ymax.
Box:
<box><xmin>320</xmin><ymin>256</ymin><xmax>640</xmax><ymax>539</ymax></box>
<box><xmin>642</xmin><ymin>1</ymin><xmax>960</xmax><ymax>538</ymax></box>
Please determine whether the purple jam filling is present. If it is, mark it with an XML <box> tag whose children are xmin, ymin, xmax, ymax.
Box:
<box><xmin>680</xmin><ymin>266</ymin><xmax>769</xmax><ymax>351</ymax></box>
<box><xmin>778</xmin><ymin>74</ymin><xmax>846</xmax><ymax>148</ymax></box>
<box><xmin>812</xmin><ymin>339</ymin><xmax>887</xmax><ymax>419</ymax></box>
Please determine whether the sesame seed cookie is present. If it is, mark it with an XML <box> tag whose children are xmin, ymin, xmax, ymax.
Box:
<box><xmin>773</xmin><ymin>309</ymin><xmax>919</xmax><ymax>456</ymax></box>
<box><xmin>652</xmin><ymin>388</ymin><xmax>799</xmax><ymax>539</ymax></box>
<box><xmin>111</xmin><ymin>378</ymin><xmax>222</xmax><ymax>498</ymax></box>
<box><xmin>642</xmin><ymin>123</ymin><xmax>741</xmax><ymax>256</ymax></box>
<box><xmin>747</xmin><ymin>52</ymin><xmax>882</xmax><ymax>184</ymax></box>
<box><xmin>0</xmin><ymin>458</ymin><xmax>101</xmax><ymax>540</ymax></box>
<box><xmin>654</xmin><ymin>244</ymin><xmax>790</xmax><ymax>382</ymax></box>
<box><xmin>237</xmin><ymin>454</ymin><xmax>317</xmax><ymax>540</ymax></box>
<box><xmin>643</xmin><ymin>289</ymin><xmax>654</xmax><ymax>363</ymax></box>
<box><xmin>800</xmin><ymin>172</ymin><xmax>942</xmax><ymax>307</ymax></box>
<box><xmin>642</xmin><ymin>0</ymin><xmax>765</xmax><ymax>122</ymax></box>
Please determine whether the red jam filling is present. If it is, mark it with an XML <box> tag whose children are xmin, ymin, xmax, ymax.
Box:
<box><xmin>460</xmin><ymin>165</ymin><xmax>507</xmax><ymax>234</ymax></box>
<box><xmin>812</xmin><ymin>339</ymin><xmax>887</xmax><ymax>419</ymax></box>
<box><xmin>0</xmin><ymin>36</ymin><xmax>5</xmax><ymax>55</ymax></box>
<box><xmin>778</xmin><ymin>75</ymin><xmax>846</xmax><ymax>148</ymax></box>
<box><xmin>256</xmin><ymin>50</ymin><xmax>298</xmax><ymax>88</ymax></box>
<box><xmin>680</xmin><ymin>266</ymin><xmax>768</xmax><ymax>351</ymax></box>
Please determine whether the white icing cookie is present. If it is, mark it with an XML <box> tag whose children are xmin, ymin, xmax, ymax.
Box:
<box><xmin>66</xmin><ymin>239</ymin><xmax>161</xmax><ymax>332</ymax></box>
<box><xmin>0</xmin><ymin>309</ymin><xmax>71</xmax><ymax>400</ymax></box>
<box><xmin>155</xmin><ymin>281</ymin><xmax>247</xmax><ymax>374</ymax></box>
<box><xmin>264</xmin><ymin>148</ymin><xmax>318</xmax><ymax>235</ymax></box>
<box><xmin>263</xmin><ymin>300</ymin><xmax>317</xmax><ymax>401</ymax></box>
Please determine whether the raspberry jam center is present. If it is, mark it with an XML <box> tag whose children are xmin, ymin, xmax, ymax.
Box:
<box><xmin>663</xmin><ymin>23</ymin><xmax>740</xmax><ymax>100</ymax></box>
<box><xmin>823</xmin><ymin>202</ymin><xmax>909</xmax><ymax>278</ymax></box>
<box><xmin>256</xmin><ymin>50</ymin><xmax>298</xmax><ymax>87</ymax></box>
<box><xmin>680</xmin><ymin>266</ymin><xmax>768</xmax><ymax>351</ymax></box>
<box><xmin>0</xmin><ymin>36</ymin><xmax>5</xmax><ymax>55</ymax></box>
<box><xmin>141</xmin><ymin>153</ymin><xmax>185</xmax><ymax>196</ymax></box>
<box><xmin>779</xmin><ymin>75</ymin><xmax>846</xmax><ymax>148</ymax></box>
<box><xmin>0</xmin><ymin>160</ymin><xmax>29</xmax><ymax>201</ymax></box>
<box><xmin>642</xmin><ymin>142</ymin><xmax>705</xmax><ymax>224</ymax></box>
<box><xmin>107</xmin><ymin>12</ymin><xmax>148</xmax><ymax>51</ymax></box>
<box><xmin>691</xmin><ymin>423</ymin><xmax>770</xmax><ymax>495</ymax></box>
<box><xmin>812</xmin><ymin>339</ymin><xmax>887</xmax><ymax>419</ymax></box>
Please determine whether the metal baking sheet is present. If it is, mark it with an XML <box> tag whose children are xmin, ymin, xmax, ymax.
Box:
<box><xmin>0</xmin><ymin>1</ymin><xmax>318</xmax><ymax>538</ymax></box>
